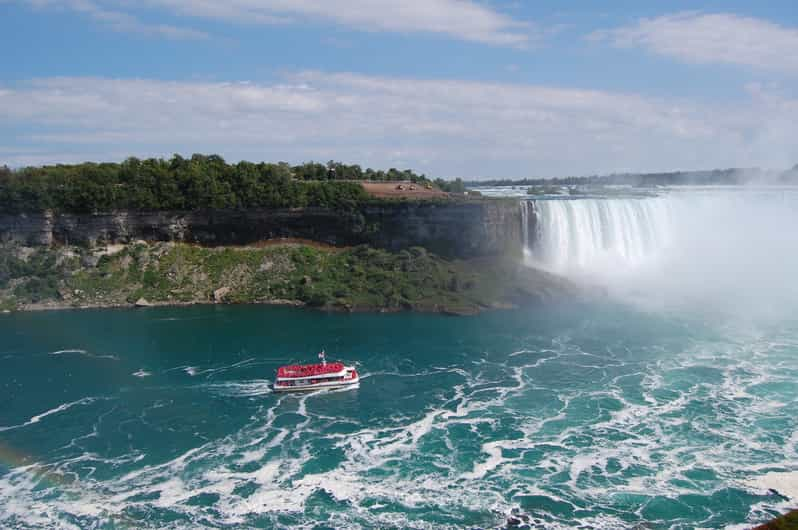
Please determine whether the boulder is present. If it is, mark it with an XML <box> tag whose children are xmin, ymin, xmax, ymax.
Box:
<box><xmin>134</xmin><ymin>297</ymin><xmax>152</xmax><ymax>307</ymax></box>
<box><xmin>213</xmin><ymin>287</ymin><xmax>231</xmax><ymax>303</ymax></box>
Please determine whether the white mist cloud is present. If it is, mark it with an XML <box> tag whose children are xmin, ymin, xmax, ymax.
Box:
<box><xmin>591</xmin><ymin>12</ymin><xmax>798</xmax><ymax>74</ymax></box>
<box><xmin>604</xmin><ymin>191</ymin><xmax>798</xmax><ymax>320</ymax></box>
<box><xmin>2</xmin><ymin>73</ymin><xmax>797</xmax><ymax>176</ymax></box>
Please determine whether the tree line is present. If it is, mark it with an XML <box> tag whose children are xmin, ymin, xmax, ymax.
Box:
<box><xmin>0</xmin><ymin>155</ymin><xmax>445</xmax><ymax>214</ymax></box>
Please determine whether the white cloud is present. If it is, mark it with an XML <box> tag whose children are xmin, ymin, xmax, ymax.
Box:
<box><xmin>591</xmin><ymin>12</ymin><xmax>798</xmax><ymax>74</ymax></box>
<box><xmin>168</xmin><ymin>0</ymin><xmax>531</xmax><ymax>46</ymax></box>
<box><xmin>2</xmin><ymin>73</ymin><xmax>797</xmax><ymax>176</ymax></box>
<box><xmin>23</xmin><ymin>0</ymin><xmax>208</xmax><ymax>39</ymax></box>
<box><xmin>24</xmin><ymin>0</ymin><xmax>532</xmax><ymax>46</ymax></box>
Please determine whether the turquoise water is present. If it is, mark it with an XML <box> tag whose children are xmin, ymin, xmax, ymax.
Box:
<box><xmin>1</xmin><ymin>303</ymin><xmax>797</xmax><ymax>529</ymax></box>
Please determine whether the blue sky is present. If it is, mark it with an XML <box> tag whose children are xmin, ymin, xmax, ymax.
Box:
<box><xmin>2</xmin><ymin>0</ymin><xmax>798</xmax><ymax>177</ymax></box>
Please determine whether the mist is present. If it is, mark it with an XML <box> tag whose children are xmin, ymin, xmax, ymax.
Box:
<box><xmin>526</xmin><ymin>188</ymin><xmax>798</xmax><ymax>320</ymax></box>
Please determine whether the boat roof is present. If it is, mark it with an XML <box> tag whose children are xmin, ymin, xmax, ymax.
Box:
<box><xmin>277</xmin><ymin>362</ymin><xmax>345</xmax><ymax>379</ymax></box>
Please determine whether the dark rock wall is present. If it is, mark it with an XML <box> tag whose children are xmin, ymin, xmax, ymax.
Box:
<box><xmin>0</xmin><ymin>200</ymin><xmax>522</xmax><ymax>258</ymax></box>
<box><xmin>361</xmin><ymin>201</ymin><xmax>522</xmax><ymax>257</ymax></box>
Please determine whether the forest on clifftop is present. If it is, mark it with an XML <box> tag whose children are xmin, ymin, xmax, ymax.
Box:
<box><xmin>0</xmin><ymin>154</ymin><xmax>466</xmax><ymax>214</ymax></box>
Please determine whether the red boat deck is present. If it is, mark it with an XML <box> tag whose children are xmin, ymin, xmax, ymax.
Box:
<box><xmin>277</xmin><ymin>362</ymin><xmax>345</xmax><ymax>379</ymax></box>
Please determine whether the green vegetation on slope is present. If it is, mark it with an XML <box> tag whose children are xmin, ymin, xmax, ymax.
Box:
<box><xmin>0</xmin><ymin>242</ymin><xmax>534</xmax><ymax>314</ymax></box>
<box><xmin>0</xmin><ymin>247</ymin><xmax>69</xmax><ymax>303</ymax></box>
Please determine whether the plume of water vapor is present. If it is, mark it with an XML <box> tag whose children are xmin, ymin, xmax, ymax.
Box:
<box><xmin>526</xmin><ymin>188</ymin><xmax>798</xmax><ymax>319</ymax></box>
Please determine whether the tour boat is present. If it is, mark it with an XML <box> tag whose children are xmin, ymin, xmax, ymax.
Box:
<box><xmin>273</xmin><ymin>351</ymin><xmax>359</xmax><ymax>393</ymax></box>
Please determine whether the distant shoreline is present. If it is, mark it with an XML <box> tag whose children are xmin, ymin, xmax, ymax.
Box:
<box><xmin>7</xmin><ymin>297</ymin><xmax>497</xmax><ymax>316</ymax></box>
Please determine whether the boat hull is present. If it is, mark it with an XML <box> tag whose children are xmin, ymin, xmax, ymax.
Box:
<box><xmin>273</xmin><ymin>377</ymin><xmax>360</xmax><ymax>393</ymax></box>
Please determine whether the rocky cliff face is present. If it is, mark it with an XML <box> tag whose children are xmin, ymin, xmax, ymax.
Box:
<box><xmin>360</xmin><ymin>200</ymin><xmax>522</xmax><ymax>257</ymax></box>
<box><xmin>0</xmin><ymin>200</ymin><xmax>522</xmax><ymax>258</ymax></box>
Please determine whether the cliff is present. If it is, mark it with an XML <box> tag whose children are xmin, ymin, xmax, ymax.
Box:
<box><xmin>0</xmin><ymin>200</ymin><xmax>522</xmax><ymax>259</ymax></box>
<box><xmin>360</xmin><ymin>200</ymin><xmax>521</xmax><ymax>257</ymax></box>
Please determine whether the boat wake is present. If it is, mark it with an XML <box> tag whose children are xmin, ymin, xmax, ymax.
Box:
<box><xmin>202</xmin><ymin>380</ymin><xmax>274</xmax><ymax>398</ymax></box>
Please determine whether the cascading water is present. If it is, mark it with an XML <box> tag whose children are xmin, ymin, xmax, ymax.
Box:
<box><xmin>513</xmin><ymin>188</ymin><xmax>798</xmax><ymax>315</ymax></box>
<box><xmin>520</xmin><ymin>199</ymin><xmax>532</xmax><ymax>258</ymax></box>
<box><xmin>523</xmin><ymin>197</ymin><xmax>673</xmax><ymax>277</ymax></box>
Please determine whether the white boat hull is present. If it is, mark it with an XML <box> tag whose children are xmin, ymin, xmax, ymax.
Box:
<box><xmin>273</xmin><ymin>375</ymin><xmax>360</xmax><ymax>393</ymax></box>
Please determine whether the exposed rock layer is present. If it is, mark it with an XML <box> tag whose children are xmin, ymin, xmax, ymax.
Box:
<box><xmin>0</xmin><ymin>200</ymin><xmax>522</xmax><ymax>258</ymax></box>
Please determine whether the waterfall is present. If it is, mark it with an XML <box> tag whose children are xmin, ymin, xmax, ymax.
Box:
<box><xmin>514</xmin><ymin>189</ymin><xmax>798</xmax><ymax>314</ymax></box>
<box><xmin>520</xmin><ymin>200</ymin><xmax>533</xmax><ymax>257</ymax></box>
<box><xmin>523</xmin><ymin>197</ymin><xmax>673</xmax><ymax>276</ymax></box>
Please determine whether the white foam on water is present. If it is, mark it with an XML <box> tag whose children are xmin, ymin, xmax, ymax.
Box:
<box><xmin>789</xmin><ymin>430</ymin><xmax>798</xmax><ymax>460</ymax></box>
<box><xmin>199</xmin><ymin>358</ymin><xmax>261</xmax><ymax>378</ymax></box>
<box><xmin>49</xmin><ymin>349</ymin><xmax>88</xmax><ymax>356</ymax></box>
<box><xmin>48</xmin><ymin>349</ymin><xmax>120</xmax><ymax>361</ymax></box>
<box><xmin>462</xmin><ymin>440</ymin><xmax>513</xmax><ymax>480</ymax></box>
<box><xmin>237</xmin><ymin>428</ymin><xmax>290</xmax><ymax>465</ymax></box>
<box><xmin>4</xmin><ymin>324</ymin><xmax>798</xmax><ymax>530</ymax></box>
<box><xmin>199</xmin><ymin>381</ymin><xmax>273</xmax><ymax>398</ymax></box>
<box><xmin>544</xmin><ymin>513</ymin><xmax>632</xmax><ymax>530</ymax></box>
<box><xmin>0</xmin><ymin>397</ymin><xmax>101</xmax><ymax>432</ymax></box>
<box><xmin>132</xmin><ymin>369</ymin><xmax>152</xmax><ymax>377</ymax></box>
<box><xmin>747</xmin><ymin>471</ymin><xmax>798</xmax><ymax>499</ymax></box>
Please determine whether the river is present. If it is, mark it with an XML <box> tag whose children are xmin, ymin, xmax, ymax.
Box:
<box><xmin>1</xmin><ymin>187</ymin><xmax>798</xmax><ymax>529</ymax></box>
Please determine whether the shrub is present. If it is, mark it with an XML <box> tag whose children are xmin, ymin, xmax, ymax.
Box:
<box><xmin>14</xmin><ymin>277</ymin><xmax>60</xmax><ymax>303</ymax></box>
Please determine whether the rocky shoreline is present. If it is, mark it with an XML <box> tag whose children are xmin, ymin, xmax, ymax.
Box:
<box><xmin>754</xmin><ymin>509</ymin><xmax>798</xmax><ymax>529</ymax></box>
<box><xmin>9</xmin><ymin>296</ymin><xmax>501</xmax><ymax>316</ymax></box>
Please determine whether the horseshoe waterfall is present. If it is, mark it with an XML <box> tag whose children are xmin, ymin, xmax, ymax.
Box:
<box><xmin>521</xmin><ymin>198</ymin><xmax>673</xmax><ymax>276</ymax></box>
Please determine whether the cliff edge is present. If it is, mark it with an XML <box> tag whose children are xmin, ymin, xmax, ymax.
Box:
<box><xmin>0</xmin><ymin>199</ymin><xmax>521</xmax><ymax>259</ymax></box>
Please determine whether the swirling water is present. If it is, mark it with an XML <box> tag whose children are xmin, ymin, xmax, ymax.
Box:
<box><xmin>1</xmin><ymin>303</ymin><xmax>797</xmax><ymax>529</ymax></box>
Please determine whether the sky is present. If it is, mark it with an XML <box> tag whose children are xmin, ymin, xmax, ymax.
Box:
<box><xmin>2</xmin><ymin>0</ymin><xmax>798</xmax><ymax>178</ymax></box>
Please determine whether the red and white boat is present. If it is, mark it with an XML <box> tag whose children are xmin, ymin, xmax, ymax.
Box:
<box><xmin>273</xmin><ymin>351</ymin><xmax>359</xmax><ymax>393</ymax></box>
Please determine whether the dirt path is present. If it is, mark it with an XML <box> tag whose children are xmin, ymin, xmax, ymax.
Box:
<box><xmin>361</xmin><ymin>181</ymin><xmax>450</xmax><ymax>199</ymax></box>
